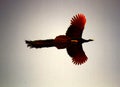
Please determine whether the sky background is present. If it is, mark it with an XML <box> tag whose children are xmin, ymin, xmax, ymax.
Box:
<box><xmin>0</xmin><ymin>0</ymin><xmax>120</xmax><ymax>87</ymax></box>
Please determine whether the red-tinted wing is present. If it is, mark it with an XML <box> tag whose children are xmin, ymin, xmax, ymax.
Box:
<box><xmin>66</xmin><ymin>14</ymin><xmax>86</xmax><ymax>39</ymax></box>
<box><xmin>67</xmin><ymin>45</ymin><xmax>88</xmax><ymax>65</ymax></box>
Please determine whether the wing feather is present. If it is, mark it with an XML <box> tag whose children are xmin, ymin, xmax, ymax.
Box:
<box><xmin>67</xmin><ymin>45</ymin><xmax>88</xmax><ymax>65</ymax></box>
<box><xmin>66</xmin><ymin>13</ymin><xmax>86</xmax><ymax>39</ymax></box>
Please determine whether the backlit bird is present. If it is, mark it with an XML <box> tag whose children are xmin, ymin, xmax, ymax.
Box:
<box><xmin>25</xmin><ymin>13</ymin><xmax>93</xmax><ymax>65</ymax></box>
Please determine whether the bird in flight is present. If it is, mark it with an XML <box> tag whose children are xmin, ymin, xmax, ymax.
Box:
<box><xmin>25</xmin><ymin>13</ymin><xmax>93</xmax><ymax>65</ymax></box>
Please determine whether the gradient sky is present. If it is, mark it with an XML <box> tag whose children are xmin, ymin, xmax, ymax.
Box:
<box><xmin>0</xmin><ymin>0</ymin><xmax>120</xmax><ymax>87</ymax></box>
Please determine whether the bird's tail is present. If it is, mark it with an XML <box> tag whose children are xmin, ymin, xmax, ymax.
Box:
<box><xmin>25</xmin><ymin>39</ymin><xmax>54</xmax><ymax>48</ymax></box>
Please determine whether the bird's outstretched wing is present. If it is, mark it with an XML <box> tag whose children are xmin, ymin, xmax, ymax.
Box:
<box><xmin>67</xmin><ymin>45</ymin><xmax>88</xmax><ymax>65</ymax></box>
<box><xmin>66</xmin><ymin>13</ymin><xmax>87</xmax><ymax>65</ymax></box>
<box><xmin>66</xmin><ymin>14</ymin><xmax>86</xmax><ymax>39</ymax></box>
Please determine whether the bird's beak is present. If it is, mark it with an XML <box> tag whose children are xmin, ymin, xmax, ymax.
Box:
<box><xmin>89</xmin><ymin>39</ymin><xmax>94</xmax><ymax>41</ymax></box>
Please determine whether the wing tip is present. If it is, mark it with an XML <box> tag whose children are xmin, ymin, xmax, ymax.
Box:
<box><xmin>72</xmin><ymin>56</ymin><xmax>88</xmax><ymax>65</ymax></box>
<box><xmin>71</xmin><ymin>13</ymin><xmax>86</xmax><ymax>28</ymax></box>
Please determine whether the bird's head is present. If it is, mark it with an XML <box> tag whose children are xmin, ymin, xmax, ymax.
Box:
<box><xmin>82</xmin><ymin>39</ymin><xmax>94</xmax><ymax>43</ymax></box>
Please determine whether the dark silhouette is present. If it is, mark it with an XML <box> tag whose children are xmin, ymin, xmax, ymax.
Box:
<box><xmin>25</xmin><ymin>13</ymin><xmax>93</xmax><ymax>65</ymax></box>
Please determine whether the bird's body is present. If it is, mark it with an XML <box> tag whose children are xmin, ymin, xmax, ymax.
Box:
<box><xmin>25</xmin><ymin>13</ymin><xmax>93</xmax><ymax>65</ymax></box>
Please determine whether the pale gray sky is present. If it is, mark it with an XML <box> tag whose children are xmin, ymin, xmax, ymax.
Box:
<box><xmin>0</xmin><ymin>0</ymin><xmax>120</xmax><ymax>87</ymax></box>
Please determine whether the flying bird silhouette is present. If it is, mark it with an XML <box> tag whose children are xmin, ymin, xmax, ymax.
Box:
<box><xmin>25</xmin><ymin>13</ymin><xmax>93</xmax><ymax>65</ymax></box>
